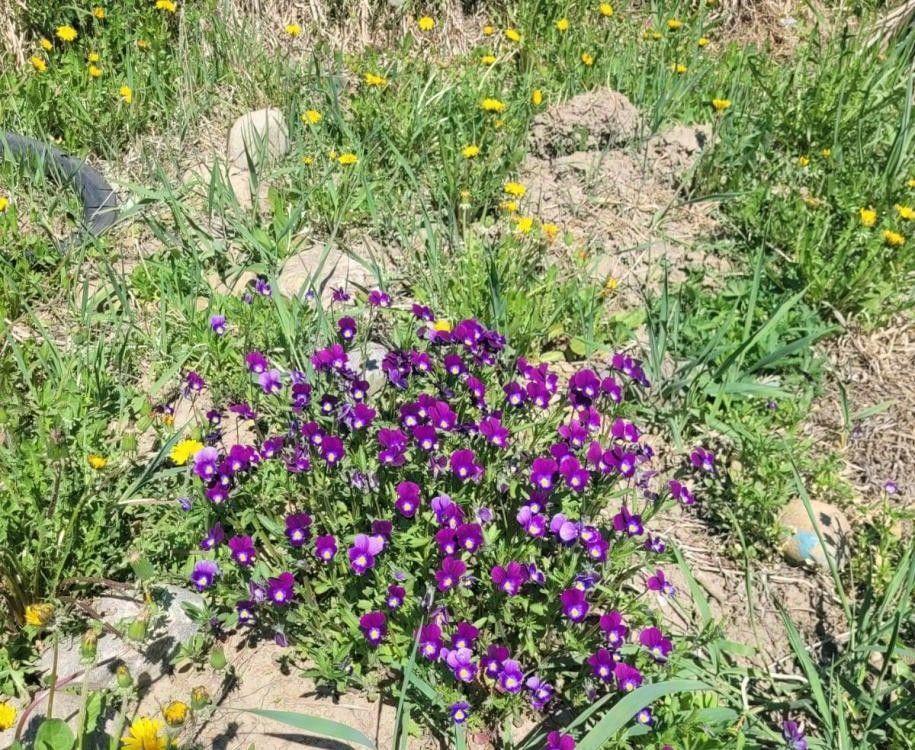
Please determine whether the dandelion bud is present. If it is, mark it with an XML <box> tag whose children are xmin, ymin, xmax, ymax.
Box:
<box><xmin>208</xmin><ymin>647</ymin><xmax>227</xmax><ymax>670</ymax></box>
<box><xmin>116</xmin><ymin>664</ymin><xmax>134</xmax><ymax>689</ymax></box>
<box><xmin>190</xmin><ymin>686</ymin><xmax>211</xmax><ymax>710</ymax></box>
<box><xmin>127</xmin><ymin>614</ymin><xmax>149</xmax><ymax>642</ymax></box>
<box><xmin>80</xmin><ymin>630</ymin><xmax>99</xmax><ymax>662</ymax></box>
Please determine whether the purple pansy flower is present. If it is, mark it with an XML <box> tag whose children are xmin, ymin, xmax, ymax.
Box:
<box><xmin>546</xmin><ymin>732</ymin><xmax>575</xmax><ymax>750</ymax></box>
<box><xmin>668</xmin><ymin>479</ymin><xmax>696</xmax><ymax>505</ymax></box>
<box><xmin>245</xmin><ymin>351</ymin><xmax>269</xmax><ymax>373</ymax></box>
<box><xmin>491</xmin><ymin>562</ymin><xmax>528</xmax><ymax>596</ymax></box>
<box><xmin>639</xmin><ymin>626</ymin><xmax>673</xmax><ymax>661</ymax></box>
<box><xmin>200</xmin><ymin>523</ymin><xmax>224</xmax><ymax>550</ymax></box>
<box><xmin>285</xmin><ymin>513</ymin><xmax>312</xmax><ymax>547</ymax></box>
<box><xmin>395</xmin><ymin>481</ymin><xmax>422</xmax><ymax>518</ymax></box>
<box><xmin>450</xmin><ymin>701</ymin><xmax>470</xmax><ymax>724</ymax></box>
<box><xmin>338</xmin><ymin>316</ymin><xmax>357</xmax><ymax>341</ymax></box>
<box><xmin>359</xmin><ymin>611</ymin><xmax>387</xmax><ymax>646</ymax></box>
<box><xmin>446</xmin><ymin>648</ymin><xmax>477</xmax><ymax>682</ymax></box>
<box><xmin>517</xmin><ymin>505</ymin><xmax>547</xmax><ymax>537</ymax></box>
<box><xmin>587</xmin><ymin>648</ymin><xmax>616</xmax><ymax>682</ymax></box>
<box><xmin>782</xmin><ymin>720</ymin><xmax>808</xmax><ymax>750</ymax></box>
<box><xmin>526</xmin><ymin>675</ymin><xmax>554</xmax><ymax>710</ymax></box>
<box><xmin>690</xmin><ymin>446</ymin><xmax>716</xmax><ymax>473</ymax></box>
<box><xmin>436</xmin><ymin>556</ymin><xmax>467</xmax><ymax>592</ymax></box>
<box><xmin>612</xmin><ymin>506</ymin><xmax>644</xmax><ymax>537</ymax></box>
<box><xmin>193</xmin><ymin>446</ymin><xmax>219</xmax><ymax>480</ymax></box>
<box><xmin>386</xmin><ymin>584</ymin><xmax>405</xmax><ymax>609</ymax></box>
<box><xmin>530</xmin><ymin>456</ymin><xmax>558</xmax><ymax>490</ymax></box>
<box><xmin>315</xmin><ymin>534</ymin><xmax>338</xmax><ymax>561</ymax></box>
<box><xmin>228</xmin><ymin>535</ymin><xmax>257</xmax><ymax>566</ymax></box>
<box><xmin>497</xmin><ymin>659</ymin><xmax>524</xmax><ymax>693</ymax></box>
<box><xmin>456</xmin><ymin>522</ymin><xmax>484</xmax><ymax>553</ymax></box>
<box><xmin>451</xmin><ymin>622</ymin><xmax>479</xmax><ymax>650</ymax></box>
<box><xmin>614</xmin><ymin>662</ymin><xmax>643</xmax><ymax>692</ymax></box>
<box><xmin>450</xmin><ymin>449</ymin><xmax>483</xmax><ymax>482</ymax></box>
<box><xmin>209</xmin><ymin>314</ymin><xmax>226</xmax><ymax>335</ymax></box>
<box><xmin>348</xmin><ymin>533</ymin><xmax>386</xmax><ymax>574</ymax></box>
<box><xmin>646</xmin><ymin>568</ymin><xmax>676</xmax><ymax>597</ymax></box>
<box><xmin>599</xmin><ymin>610</ymin><xmax>629</xmax><ymax>648</ymax></box>
<box><xmin>419</xmin><ymin>623</ymin><xmax>443</xmax><ymax>659</ymax></box>
<box><xmin>190</xmin><ymin>560</ymin><xmax>219</xmax><ymax>590</ymax></box>
<box><xmin>266</xmin><ymin>572</ymin><xmax>295</xmax><ymax>605</ymax></box>
<box><xmin>560</xmin><ymin>588</ymin><xmax>589</xmax><ymax>622</ymax></box>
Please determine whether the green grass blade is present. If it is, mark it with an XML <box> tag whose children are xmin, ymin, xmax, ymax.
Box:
<box><xmin>241</xmin><ymin>708</ymin><xmax>376</xmax><ymax>749</ymax></box>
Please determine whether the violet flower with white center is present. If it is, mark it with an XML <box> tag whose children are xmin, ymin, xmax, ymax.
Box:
<box><xmin>690</xmin><ymin>446</ymin><xmax>716</xmax><ymax>473</ymax></box>
<box><xmin>613</xmin><ymin>662</ymin><xmax>643</xmax><ymax>692</ymax></box>
<box><xmin>646</xmin><ymin>568</ymin><xmax>676</xmax><ymax>597</ymax></box>
<box><xmin>258</xmin><ymin>368</ymin><xmax>283</xmax><ymax>395</ymax></box>
<box><xmin>419</xmin><ymin>623</ymin><xmax>443</xmax><ymax>659</ymax></box>
<box><xmin>530</xmin><ymin>456</ymin><xmax>558</xmax><ymax>490</ymax></box>
<box><xmin>560</xmin><ymin>588</ymin><xmax>589</xmax><ymax>622</ymax></box>
<box><xmin>193</xmin><ymin>446</ymin><xmax>219</xmax><ymax>480</ymax></box>
<box><xmin>209</xmin><ymin>314</ymin><xmax>226</xmax><ymax>335</ymax></box>
<box><xmin>639</xmin><ymin>626</ymin><xmax>673</xmax><ymax>661</ymax></box>
<box><xmin>446</xmin><ymin>648</ymin><xmax>477</xmax><ymax>682</ymax></box>
<box><xmin>200</xmin><ymin>523</ymin><xmax>224</xmax><ymax>550</ymax></box>
<box><xmin>228</xmin><ymin>535</ymin><xmax>257</xmax><ymax>566</ymax></box>
<box><xmin>190</xmin><ymin>559</ymin><xmax>219</xmax><ymax>590</ymax></box>
<box><xmin>587</xmin><ymin>648</ymin><xmax>615</xmax><ymax>682</ymax></box>
<box><xmin>599</xmin><ymin>610</ymin><xmax>629</xmax><ymax>648</ymax></box>
<box><xmin>491</xmin><ymin>561</ymin><xmax>528</xmax><ymax>596</ymax></box>
<box><xmin>456</xmin><ymin>522</ymin><xmax>484</xmax><ymax>553</ymax></box>
<box><xmin>782</xmin><ymin>720</ymin><xmax>808</xmax><ymax>750</ymax></box>
<box><xmin>517</xmin><ymin>505</ymin><xmax>547</xmax><ymax>537</ymax></box>
<box><xmin>546</xmin><ymin>731</ymin><xmax>575</xmax><ymax>750</ymax></box>
<box><xmin>395</xmin><ymin>481</ymin><xmax>422</xmax><ymax>518</ymax></box>
<box><xmin>386</xmin><ymin>584</ymin><xmax>405</xmax><ymax>609</ymax></box>
<box><xmin>497</xmin><ymin>659</ymin><xmax>524</xmax><ymax>693</ymax></box>
<box><xmin>450</xmin><ymin>701</ymin><xmax>470</xmax><ymax>725</ymax></box>
<box><xmin>314</xmin><ymin>534</ymin><xmax>337</xmax><ymax>561</ymax></box>
<box><xmin>245</xmin><ymin>351</ymin><xmax>268</xmax><ymax>373</ymax></box>
<box><xmin>359</xmin><ymin>611</ymin><xmax>387</xmax><ymax>646</ymax></box>
<box><xmin>348</xmin><ymin>533</ymin><xmax>385</xmax><ymax>574</ymax></box>
<box><xmin>266</xmin><ymin>572</ymin><xmax>295</xmax><ymax>605</ymax></box>
<box><xmin>668</xmin><ymin>479</ymin><xmax>696</xmax><ymax>505</ymax></box>
<box><xmin>612</xmin><ymin>506</ymin><xmax>643</xmax><ymax>537</ymax></box>
<box><xmin>435</xmin><ymin>556</ymin><xmax>467</xmax><ymax>592</ymax></box>
<box><xmin>285</xmin><ymin>513</ymin><xmax>312</xmax><ymax>547</ymax></box>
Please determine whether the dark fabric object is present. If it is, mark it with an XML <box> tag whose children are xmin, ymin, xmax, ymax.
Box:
<box><xmin>0</xmin><ymin>131</ymin><xmax>118</xmax><ymax>250</ymax></box>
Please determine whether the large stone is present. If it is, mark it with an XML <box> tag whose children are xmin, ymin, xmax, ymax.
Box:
<box><xmin>277</xmin><ymin>242</ymin><xmax>375</xmax><ymax>305</ymax></box>
<box><xmin>226</xmin><ymin>108</ymin><xmax>289</xmax><ymax>170</ymax></box>
<box><xmin>348</xmin><ymin>342</ymin><xmax>389</xmax><ymax>396</ymax></box>
<box><xmin>37</xmin><ymin>585</ymin><xmax>203</xmax><ymax>691</ymax></box>
<box><xmin>529</xmin><ymin>89</ymin><xmax>640</xmax><ymax>157</ymax></box>
<box><xmin>779</xmin><ymin>498</ymin><xmax>852</xmax><ymax>569</ymax></box>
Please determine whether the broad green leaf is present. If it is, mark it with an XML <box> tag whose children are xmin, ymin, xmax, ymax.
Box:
<box><xmin>34</xmin><ymin>718</ymin><xmax>75</xmax><ymax>750</ymax></box>
<box><xmin>577</xmin><ymin>680</ymin><xmax>709</xmax><ymax>750</ymax></box>
<box><xmin>242</xmin><ymin>708</ymin><xmax>376</xmax><ymax>749</ymax></box>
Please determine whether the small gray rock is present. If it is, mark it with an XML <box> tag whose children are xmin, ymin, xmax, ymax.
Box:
<box><xmin>226</xmin><ymin>108</ymin><xmax>289</xmax><ymax>170</ymax></box>
<box><xmin>277</xmin><ymin>242</ymin><xmax>375</xmax><ymax>305</ymax></box>
<box><xmin>779</xmin><ymin>498</ymin><xmax>851</xmax><ymax>569</ymax></box>
<box><xmin>348</xmin><ymin>342</ymin><xmax>389</xmax><ymax>396</ymax></box>
<box><xmin>38</xmin><ymin>585</ymin><xmax>203</xmax><ymax>691</ymax></box>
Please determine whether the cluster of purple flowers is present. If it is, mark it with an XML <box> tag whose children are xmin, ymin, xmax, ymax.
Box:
<box><xmin>174</xmin><ymin>299</ymin><xmax>715</xmax><ymax>739</ymax></box>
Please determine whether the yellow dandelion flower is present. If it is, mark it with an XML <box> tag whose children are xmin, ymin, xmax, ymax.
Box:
<box><xmin>93</xmin><ymin>6</ymin><xmax>106</xmax><ymax>19</ymax></box>
<box><xmin>162</xmin><ymin>700</ymin><xmax>189</xmax><ymax>727</ymax></box>
<box><xmin>581</xmin><ymin>52</ymin><xmax>594</xmax><ymax>66</ymax></box>
<box><xmin>698</xmin><ymin>36</ymin><xmax>710</xmax><ymax>46</ymax></box>
<box><xmin>480</xmin><ymin>54</ymin><xmax>497</xmax><ymax>65</ymax></box>
<box><xmin>541</xmin><ymin>222</ymin><xmax>559</xmax><ymax>240</ymax></box>
<box><xmin>301</xmin><ymin>156</ymin><xmax>313</xmax><ymax>165</ymax></box>
<box><xmin>462</xmin><ymin>144</ymin><xmax>480</xmax><ymax>158</ymax></box>
<box><xmin>285</xmin><ymin>23</ymin><xmax>302</xmax><ymax>37</ymax></box>
<box><xmin>883</xmin><ymin>229</ymin><xmax>905</xmax><ymax>247</ymax></box>
<box><xmin>820</xmin><ymin>148</ymin><xmax>831</xmax><ymax>158</ymax></box>
<box><xmin>599</xmin><ymin>3</ymin><xmax>614</xmax><ymax>17</ymax></box>
<box><xmin>494</xmin><ymin>118</ymin><xmax>505</xmax><ymax>128</ymax></box>
<box><xmin>121</xmin><ymin>716</ymin><xmax>166</xmax><ymax>750</ymax></box>
<box><xmin>531</xmin><ymin>88</ymin><xmax>543</xmax><ymax>106</ymax></box>
<box><xmin>711</xmin><ymin>98</ymin><xmax>731</xmax><ymax>112</ymax></box>
<box><xmin>907</xmin><ymin>178</ymin><xmax>915</xmax><ymax>188</ymax></box>
<box><xmin>119</xmin><ymin>85</ymin><xmax>133</xmax><ymax>104</ymax></box>
<box><xmin>670</xmin><ymin>63</ymin><xmax>687</xmax><ymax>74</ymax></box>
<box><xmin>555</xmin><ymin>18</ymin><xmax>570</xmax><ymax>32</ymax></box>
<box><xmin>170</xmin><ymin>439</ymin><xmax>202</xmax><ymax>466</ymax></box>
<box><xmin>364</xmin><ymin>72</ymin><xmax>387</xmax><ymax>87</ymax></box>
<box><xmin>39</xmin><ymin>37</ymin><xmax>53</xmax><ymax>51</ymax></box>
<box><xmin>301</xmin><ymin>109</ymin><xmax>322</xmax><ymax>124</ymax></box>
<box><xmin>155</xmin><ymin>0</ymin><xmax>177</xmax><ymax>12</ymax></box>
<box><xmin>417</xmin><ymin>16</ymin><xmax>435</xmax><ymax>32</ymax></box>
<box><xmin>25</xmin><ymin>603</ymin><xmax>54</xmax><ymax>627</ymax></box>
<box><xmin>87</xmin><ymin>454</ymin><xmax>107</xmax><ymax>469</ymax></box>
<box><xmin>88</xmin><ymin>65</ymin><xmax>103</xmax><ymax>78</ymax></box>
<box><xmin>30</xmin><ymin>56</ymin><xmax>47</xmax><ymax>73</ymax></box>
<box><xmin>0</xmin><ymin>197</ymin><xmax>8</xmax><ymax>212</ymax></box>
<box><xmin>88</xmin><ymin>51</ymin><xmax>101</xmax><ymax>62</ymax></box>
<box><xmin>667</xmin><ymin>18</ymin><xmax>683</xmax><ymax>30</ymax></box>
<box><xmin>797</xmin><ymin>155</ymin><xmax>810</xmax><ymax>167</ymax></box>
<box><xmin>895</xmin><ymin>204</ymin><xmax>915</xmax><ymax>220</ymax></box>
<box><xmin>56</xmin><ymin>25</ymin><xmax>78</xmax><ymax>42</ymax></box>
<box><xmin>500</xmin><ymin>199</ymin><xmax>518</xmax><ymax>213</ymax></box>
<box><xmin>515</xmin><ymin>216</ymin><xmax>534</xmax><ymax>234</ymax></box>
<box><xmin>482</xmin><ymin>24</ymin><xmax>495</xmax><ymax>35</ymax></box>
<box><xmin>137</xmin><ymin>39</ymin><xmax>151</xmax><ymax>50</ymax></box>
<box><xmin>337</xmin><ymin>152</ymin><xmax>359</xmax><ymax>165</ymax></box>
<box><xmin>480</xmin><ymin>98</ymin><xmax>506</xmax><ymax>112</ymax></box>
<box><xmin>0</xmin><ymin>702</ymin><xmax>17</xmax><ymax>732</ymax></box>
<box><xmin>859</xmin><ymin>207</ymin><xmax>877</xmax><ymax>227</ymax></box>
<box><xmin>504</xmin><ymin>27</ymin><xmax>522</xmax><ymax>42</ymax></box>
<box><xmin>603</xmin><ymin>276</ymin><xmax>619</xmax><ymax>294</ymax></box>
<box><xmin>504</xmin><ymin>181</ymin><xmax>526</xmax><ymax>198</ymax></box>
<box><xmin>432</xmin><ymin>319</ymin><xmax>453</xmax><ymax>332</ymax></box>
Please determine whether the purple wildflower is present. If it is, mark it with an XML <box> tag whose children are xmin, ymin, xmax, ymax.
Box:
<box><xmin>526</xmin><ymin>675</ymin><xmax>554</xmax><ymax>710</ymax></box>
<box><xmin>395</xmin><ymin>481</ymin><xmax>422</xmax><ymax>518</ymax></box>
<box><xmin>450</xmin><ymin>701</ymin><xmax>470</xmax><ymax>725</ymax></box>
<box><xmin>456</xmin><ymin>522</ymin><xmax>484</xmax><ymax>553</ymax></box>
<box><xmin>245</xmin><ymin>351</ymin><xmax>269</xmax><ymax>373</ymax></box>
<box><xmin>386</xmin><ymin>584</ymin><xmax>405</xmax><ymax>609</ymax></box>
<box><xmin>668</xmin><ymin>479</ymin><xmax>696</xmax><ymax>506</ymax></box>
<box><xmin>646</xmin><ymin>568</ymin><xmax>676</xmax><ymax>597</ymax></box>
<box><xmin>209</xmin><ymin>314</ymin><xmax>226</xmax><ymax>335</ymax></box>
<box><xmin>639</xmin><ymin>626</ymin><xmax>673</xmax><ymax>661</ymax></box>
<box><xmin>348</xmin><ymin>533</ymin><xmax>386</xmax><ymax>574</ymax></box>
<box><xmin>614</xmin><ymin>662</ymin><xmax>643</xmax><ymax>692</ymax></box>
<box><xmin>228</xmin><ymin>535</ymin><xmax>257</xmax><ymax>566</ymax></box>
<box><xmin>612</xmin><ymin>506</ymin><xmax>644</xmax><ymax>537</ymax></box>
<box><xmin>266</xmin><ymin>572</ymin><xmax>295</xmax><ymax>605</ymax></box>
<box><xmin>690</xmin><ymin>446</ymin><xmax>716</xmax><ymax>473</ymax></box>
<box><xmin>782</xmin><ymin>720</ymin><xmax>808</xmax><ymax>750</ymax></box>
<box><xmin>491</xmin><ymin>561</ymin><xmax>528</xmax><ymax>596</ymax></box>
<box><xmin>367</xmin><ymin>289</ymin><xmax>391</xmax><ymax>307</ymax></box>
<box><xmin>193</xmin><ymin>446</ymin><xmax>219</xmax><ymax>480</ymax></box>
<box><xmin>560</xmin><ymin>588</ymin><xmax>589</xmax><ymax>622</ymax></box>
<box><xmin>450</xmin><ymin>449</ymin><xmax>483</xmax><ymax>482</ymax></box>
<box><xmin>419</xmin><ymin>623</ymin><xmax>443</xmax><ymax>659</ymax></box>
<box><xmin>359</xmin><ymin>611</ymin><xmax>387</xmax><ymax>646</ymax></box>
<box><xmin>285</xmin><ymin>513</ymin><xmax>312</xmax><ymax>547</ymax></box>
<box><xmin>314</xmin><ymin>534</ymin><xmax>338</xmax><ymax>562</ymax></box>
<box><xmin>451</xmin><ymin>622</ymin><xmax>479</xmax><ymax>650</ymax></box>
<box><xmin>498</xmin><ymin>659</ymin><xmax>524</xmax><ymax>693</ymax></box>
<box><xmin>338</xmin><ymin>316</ymin><xmax>357</xmax><ymax>341</ymax></box>
<box><xmin>446</xmin><ymin>648</ymin><xmax>478</xmax><ymax>682</ymax></box>
<box><xmin>546</xmin><ymin>732</ymin><xmax>575</xmax><ymax>750</ymax></box>
<box><xmin>599</xmin><ymin>610</ymin><xmax>629</xmax><ymax>648</ymax></box>
<box><xmin>530</xmin><ymin>456</ymin><xmax>558</xmax><ymax>491</ymax></box>
<box><xmin>587</xmin><ymin>648</ymin><xmax>616</xmax><ymax>682</ymax></box>
<box><xmin>190</xmin><ymin>560</ymin><xmax>218</xmax><ymax>590</ymax></box>
<box><xmin>436</xmin><ymin>556</ymin><xmax>467</xmax><ymax>592</ymax></box>
<box><xmin>517</xmin><ymin>505</ymin><xmax>547</xmax><ymax>537</ymax></box>
<box><xmin>200</xmin><ymin>523</ymin><xmax>225</xmax><ymax>551</ymax></box>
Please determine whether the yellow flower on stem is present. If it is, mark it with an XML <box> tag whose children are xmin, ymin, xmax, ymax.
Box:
<box><xmin>0</xmin><ymin>702</ymin><xmax>17</xmax><ymax>731</ymax></box>
<box><xmin>284</xmin><ymin>23</ymin><xmax>302</xmax><ymax>37</ymax></box>
<box><xmin>711</xmin><ymin>98</ymin><xmax>731</xmax><ymax>112</ymax></box>
<box><xmin>337</xmin><ymin>153</ymin><xmax>359</xmax><ymax>165</ymax></box>
<box><xmin>480</xmin><ymin>54</ymin><xmax>497</xmax><ymax>65</ymax></box>
<box><xmin>895</xmin><ymin>204</ymin><xmax>915</xmax><ymax>220</ymax></box>
<box><xmin>580</xmin><ymin>52</ymin><xmax>594</xmax><ymax>66</ymax></box>
<box><xmin>797</xmin><ymin>155</ymin><xmax>809</xmax><ymax>167</ymax></box>
<box><xmin>908</xmin><ymin>178</ymin><xmax>915</xmax><ymax>188</ymax></box>
<box><xmin>119</xmin><ymin>85</ymin><xmax>134</xmax><ymax>104</ymax></box>
<box><xmin>93</xmin><ymin>6</ymin><xmax>106</xmax><ymax>19</ymax></box>
<box><xmin>461</xmin><ymin>144</ymin><xmax>480</xmax><ymax>158</ymax></box>
<box><xmin>599</xmin><ymin>3</ymin><xmax>614</xmax><ymax>17</ymax></box>
<box><xmin>155</xmin><ymin>0</ymin><xmax>177</xmax><ymax>12</ymax></box>
<box><xmin>667</xmin><ymin>18</ymin><xmax>683</xmax><ymax>30</ymax></box>
<box><xmin>482</xmin><ymin>24</ymin><xmax>495</xmax><ymax>36</ymax></box>
<box><xmin>859</xmin><ymin>207</ymin><xmax>877</xmax><ymax>227</ymax></box>
<box><xmin>499</xmin><ymin>199</ymin><xmax>518</xmax><ymax>213</ymax></box>
<box><xmin>504</xmin><ymin>181</ymin><xmax>526</xmax><ymax>198</ymax></box>
<box><xmin>122</xmin><ymin>716</ymin><xmax>166</xmax><ymax>750</ymax></box>
<box><xmin>56</xmin><ymin>25</ymin><xmax>78</xmax><ymax>42</ymax></box>
<box><xmin>670</xmin><ymin>63</ymin><xmax>687</xmax><ymax>74</ymax></box>
<box><xmin>515</xmin><ymin>216</ymin><xmax>534</xmax><ymax>234</ymax></box>
<box><xmin>170</xmin><ymin>439</ymin><xmax>203</xmax><ymax>466</ymax></box>
<box><xmin>30</xmin><ymin>56</ymin><xmax>47</xmax><ymax>73</ymax></box>
<box><xmin>301</xmin><ymin>109</ymin><xmax>322</xmax><ymax>124</ymax></box>
<box><xmin>432</xmin><ymin>319</ymin><xmax>452</xmax><ymax>332</ymax></box>
<box><xmin>417</xmin><ymin>16</ymin><xmax>435</xmax><ymax>32</ymax></box>
<box><xmin>883</xmin><ymin>229</ymin><xmax>905</xmax><ymax>247</ymax></box>
<box><xmin>39</xmin><ymin>37</ymin><xmax>53</xmax><ymax>51</ymax></box>
<box><xmin>25</xmin><ymin>603</ymin><xmax>54</xmax><ymax>627</ymax></box>
<box><xmin>0</xmin><ymin>197</ymin><xmax>8</xmax><ymax>212</ymax></box>
<box><xmin>88</xmin><ymin>65</ymin><xmax>103</xmax><ymax>78</ymax></box>
<box><xmin>88</xmin><ymin>454</ymin><xmax>108</xmax><ymax>469</ymax></box>
<box><xmin>555</xmin><ymin>18</ymin><xmax>569</xmax><ymax>32</ymax></box>
<box><xmin>88</xmin><ymin>51</ymin><xmax>101</xmax><ymax>62</ymax></box>
<box><xmin>698</xmin><ymin>36</ymin><xmax>710</xmax><ymax>46</ymax></box>
<box><xmin>820</xmin><ymin>148</ymin><xmax>831</xmax><ymax>158</ymax></box>
<box><xmin>531</xmin><ymin>89</ymin><xmax>543</xmax><ymax>106</ymax></box>
<box><xmin>364</xmin><ymin>72</ymin><xmax>387</xmax><ymax>87</ymax></box>
<box><xmin>541</xmin><ymin>222</ymin><xmax>559</xmax><ymax>241</ymax></box>
<box><xmin>504</xmin><ymin>27</ymin><xmax>521</xmax><ymax>42</ymax></box>
<box><xmin>162</xmin><ymin>700</ymin><xmax>189</xmax><ymax>727</ymax></box>
<box><xmin>480</xmin><ymin>98</ymin><xmax>506</xmax><ymax>113</ymax></box>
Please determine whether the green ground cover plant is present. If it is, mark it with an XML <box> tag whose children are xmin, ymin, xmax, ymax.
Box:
<box><xmin>1</xmin><ymin>0</ymin><xmax>913</xmax><ymax>748</ymax></box>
